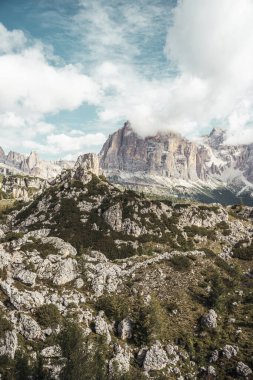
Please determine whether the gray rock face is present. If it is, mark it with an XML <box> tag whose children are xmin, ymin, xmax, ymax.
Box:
<box><xmin>118</xmin><ymin>318</ymin><xmax>133</xmax><ymax>340</ymax></box>
<box><xmin>0</xmin><ymin>281</ymin><xmax>44</xmax><ymax>310</ymax></box>
<box><xmin>94</xmin><ymin>311</ymin><xmax>111</xmax><ymax>344</ymax></box>
<box><xmin>74</xmin><ymin>153</ymin><xmax>101</xmax><ymax>183</ymax></box>
<box><xmin>236</xmin><ymin>362</ymin><xmax>252</xmax><ymax>377</ymax></box>
<box><xmin>41</xmin><ymin>345</ymin><xmax>62</xmax><ymax>358</ymax></box>
<box><xmin>222</xmin><ymin>345</ymin><xmax>238</xmax><ymax>359</ymax></box>
<box><xmin>142</xmin><ymin>341</ymin><xmax>169</xmax><ymax>372</ymax></box>
<box><xmin>18</xmin><ymin>314</ymin><xmax>44</xmax><ymax>340</ymax></box>
<box><xmin>201</xmin><ymin>309</ymin><xmax>217</xmax><ymax>329</ymax></box>
<box><xmin>99</xmin><ymin>122</ymin><xmax>253</xmax><ymax>202</ymax></box>
<box><xmin>0</xmin><ymin>331</ymin><xmax>18</xmax><ymax>359</ymax></box>
<box><xmin>109</xmin><ymin>344</ymin><xmax>131</xmax><ymax>377</ymax></box>
<box><xmin>100</xmin><ymin>122</ymin><xmax>203</xmax><ymax>180</ymax></box>
<box><xmin>14</xmin><ymin>269</ymin><xmax>37</xmax><ymax>286</ymax></box>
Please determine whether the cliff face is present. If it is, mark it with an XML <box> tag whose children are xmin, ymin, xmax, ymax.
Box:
<box><xmin>100</xmin><ymin>122</ymin><xmax>208</xmax><ymax>181</ymax></box>
<box><xmin>100</xmin><ymin>122</ymin><xmax>253</xmax><ymax>204</ymax></box>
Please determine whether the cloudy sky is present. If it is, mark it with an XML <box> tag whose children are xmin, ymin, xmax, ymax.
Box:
<box><xmin>0</xmin><ymin>0</ymin><xmax>253</xmax><ymax>159</ymax></box>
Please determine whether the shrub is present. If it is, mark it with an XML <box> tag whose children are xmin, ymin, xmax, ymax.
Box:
<box><xmin>2</xmin><ymin>231</ymin><xmax>24</xmax><ymax>242</ymax></box>
<box><xmin>35</xmin><ymin>304</ymin><xmax>61</xmax><ymax>328</ymax></box>
<box><xmin>233</xmin><ymin>244</ymin><xmax>253</xmax><ymax>260</ymax></box>
<box><xmin>95</xmin><ymin>295</ymin><xmax>129</xmax><ymax>322</ymax></box>
<box><xmin>169</xmin><ymin>255</ymin><xmax>192</xmax><ymax>271</ymax></box>
<box><xmin>59</xmin><ymin>321</ymin><xmax>108</xmax><ymax>380</ymax></box>
<box><xmin>207</xmin><ymin>271</ymin><xmax>225</xmax><ymax>308</ymax></box>
<box><xmin>0</xmin><ymin>313</ymin><xmax>12</xmax><ymax>338</ymax></box>
<box><xmin>184</xmin><ymin>225</ymin><xmax>216</xmax><ymax>239</ymax></box>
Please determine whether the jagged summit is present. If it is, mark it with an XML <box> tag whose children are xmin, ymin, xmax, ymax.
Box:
<box><xmin>206</xmin><ymin>127</ymin><xmax>226</xmax><ymax>148</ymax></box>
<box><xmin>0</xmin><ymin>147</ymin><xmax>74</xmax><ymax>179</ymax></box>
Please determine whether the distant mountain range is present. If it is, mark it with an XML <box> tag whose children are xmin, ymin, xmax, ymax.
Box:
<box><xmin>1</xmin><ymin>122</ymin><xmax>253</xmax><ymax>205</ymax></box>
<box><xmin>0</xmin><ymin>148</ymin><xmax>74</xmax><ymax>179</ymax></box>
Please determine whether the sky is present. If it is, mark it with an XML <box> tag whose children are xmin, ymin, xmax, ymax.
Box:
<box><xmin>0</xmin><ymin>0</ymin><xmax>253</xmax><ymax>160</ymax></box>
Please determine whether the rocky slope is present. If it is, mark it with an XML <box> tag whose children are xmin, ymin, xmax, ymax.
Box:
<box><xmin>100</xmin><ymin>122</ymin><xmax>253</xmax><ymax>205</ymax></box>
<box><xmin>0</xmin><ymin>174</ymin><xmax>47</xmax><ymax>201</ymax></box>
<box><xmin>0</xmin><ymin>148</ymin><xmax>74</xmax><ymax>180</ymax></box>
<box><xmin>0</xmin><ymin>153</ymin><xmax>252</xmax><ymax>379</ymax></box>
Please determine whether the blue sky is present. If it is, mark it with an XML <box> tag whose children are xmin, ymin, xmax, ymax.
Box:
<box><xmin>0</xmin><ymin>0</ymin><xmax>253</xmax><ymax>159</ymax></box>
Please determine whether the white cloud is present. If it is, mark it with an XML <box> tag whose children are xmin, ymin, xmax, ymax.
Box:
<box><xmin>46</xmin><ymin>132</ymin><xmax>106</xmax><ymax>153</ymax></box>
<box><xmin>0</xmin><ymin>23</ymin><xmax>103</xmax><ymax>157</ymax></box>
<box><xmin>0</xmin><ymin>46</ymin><xmax>101</xmax><ymax>118</ymax></box>
<box><xmin>93</xmin><ymin>0</ymin><xmax>253</xmax><ymax>143</ymax></box>
<box><xmin>0</xmin><ymin>23</ymin><xmax>27</xmax><ymax>54</ymax></box>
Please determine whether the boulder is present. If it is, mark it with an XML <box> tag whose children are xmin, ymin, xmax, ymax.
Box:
<box><xmin>201</xmin><ymin>309</ymin><xmax>217</xmax><ymax>329</ymax></box>
<box><xmin>222</xmin><ymin>345</ymin><xmax>238</xmax><ymax>360</ymax></box>
<box><xmin>236</xmin><ymin>362</ymin><xmax>252</xmax><ymax>377</ymax></box>
<box><xmin>0</xmin><ymin>331</ymin><xmax>18</xmax><ymax>359</ymax></box>
<box><xmin>118</xmin><ymin>318</ymin><xmax>133</xmax><ymax>340</ymax></box>
<box><xmin>14</xmin><ymin>269</ymin><xmax>37</xmax><ymax>286</ymax></box>
<box><xmin>142</xmin><ymin>341</ymin><xmax>169</xmax><ymax>372</ymax></box>
<box><xmin>19</xmin><ymin>314</ymin><xmax>44</xmax><ymax>340</ymax></box>
<box><xmin>94</xmin><ymin>311</ymin><xmax>111</xmax><ymax>344</ymax></box>
<box><xmin>109</xmin><ymin>344</ymin><xmax>131</xmax><ymax>377</ymax></box>
<box><xmin>41</xmin><ymin>345</ymin><xmax>62</xmax><ymax>358</ymax></box>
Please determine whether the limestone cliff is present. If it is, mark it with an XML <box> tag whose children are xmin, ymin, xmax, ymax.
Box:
<box><xmin>100</xmin><ymin>122</ymin><xmax>253</xmax><ymax>205</ymax></box>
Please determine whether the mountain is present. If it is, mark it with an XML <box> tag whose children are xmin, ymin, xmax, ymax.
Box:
<box><xmin>0</xmin><ymin>148</ymin><xmax>74</xmax><ymax>180</ymax></box>
<box><xmin>0</xmin><ymin>153</ymin><xmax>252</xmax><ymax>379</ymax></box>
<box><xmin>100</xmin><ymin>122</ymin><xmax>253</xmax><ymax>205</ymax></box>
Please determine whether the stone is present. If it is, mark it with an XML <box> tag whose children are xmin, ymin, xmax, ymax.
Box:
<box><xmin>41</xmin><ymin>345</ymin><xmax>62</xmax><ymax>358</ymax></box>
<box><xmin>14</xmin><ymin>269</ymin><xmax>37</xmax><ymax>286</ymax></box>
<box><xmin>222</xmin><ymin>345</ymin><xmax>238</xmax><ymax>360</ymax></box>
<box><xmin>109</xmin><ymin>344</ymin><xmax>131</xmax><ymax>377</ymax></box>
<box><xmin>236</xmin><ymin>362</ymin><xmax>252</xmax><ymax>377</ymax></box>
<box><xmin>208</xmin><ymin>365</ymin><xmax>216</xmax><ymax>376</ymax></box>
<box><xmin>41</xmin><ymin>237</ymin><xmax>77</xmax><ymax>257</ymax></box>
<box><xmin>0</xmin><ymin>281</ymin><xmax>44</xmax><ymax>310</ymax></box>
<box><xmin>53</xmin><ymin>258</ymin><xmax>77</xmax><ymax>285</ymax></box>
<box><xmin>209</xmin><ymin>349</ymin><xmax>219</xmax><ymax>363</ymax></box>
<box><xmin>142</xmin><ymin>341</ymin><xmax>169</xmax><ymax>372</ymax></box>
<box><xmin>94</xmin><ymin>311</ymin><xmax>111</xmax><ymax>344</ymax></box>
<box><xmin>201</xmin><ymin>309</ymin><xmax>217</xmax><ymax>329</ymax></box>
<box><xmin>0</xmin><ymin>331</ymin><xmax>18</xmax><ymax>359</ymax></box>
<box><xmin>19</xmin><ymin>314</ymin><xmax>44</xmax><ymax>340</ymax></box>
<box><xmin>74</xmin><ymin>153</ymin><xmax>101</xmax><ymax>184</ymax></box>
<box><xmin>75</xmin><ymin>278</ymin><xmax>84</xmax><ymax>289</ymax></box>
<box><xmin>118</xmin><ymin>318</ymin><xmax>133</xmax><ymax>340</ymax></box>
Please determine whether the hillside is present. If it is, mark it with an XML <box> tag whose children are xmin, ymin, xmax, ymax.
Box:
<box><xmin>0</xmin><ymin>154</ymin><xmax>252</xmax><ymax>379</ymax></box>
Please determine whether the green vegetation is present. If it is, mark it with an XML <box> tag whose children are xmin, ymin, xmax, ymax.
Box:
<box><xmin>59</xmin><ymin>321</ymin><xmax>108</xmax><ymax>380</ymax></box>
<box><xmin>22</xmin><ymin>239</ymin><xmax>59</xmax><ymax>259</ymax></box>
<box><xmin>0</xmin><ymin>312</ymin><xmax>12</xmax><ymax>339</ymax></box>
<box><xmin>169</xmin><ymin>254</ymin><xmax>192</xmax><ymax>271</ymax></box>
<box><xmin>35</xmin><ymin>304</ymin><xmax>61</xmax><ymax>328</ymax></box>
<box><xmin>184</xmin><ymin>225</ymin><xmax>216</xmax><ymax>239</ymax></box>
<box><xmin>233</xmin><ymin>241</ymin><xmax>253</xmax><ymax>260</ymax></box>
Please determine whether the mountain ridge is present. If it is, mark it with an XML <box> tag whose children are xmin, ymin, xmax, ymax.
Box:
<box><xmin>100</xmin><ymin>122</ymin><xmax>253</xmax><ymax>205</ymax></box>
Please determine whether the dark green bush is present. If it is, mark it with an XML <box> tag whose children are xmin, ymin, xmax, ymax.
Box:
<box><xmin>35</xmin><ymin>304</ymin><xmax>61</xmax><ymax>328</ymax></box>
<box><xmin>169</xmin><ymin>255</ymin><xmax>192</xmax><ymax>271</ymax></box>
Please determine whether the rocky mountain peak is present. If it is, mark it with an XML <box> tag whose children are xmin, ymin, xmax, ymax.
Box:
<box><xmin>207</xmin><ymin>128</ymin><xmax>226</xmax><ymax>148</ymax></box>
<box><xmin>27</xmin><ymin>151</ymin><xmax>39</xmax><ymax>169</ymax></box>
<box><xmin>74</xmin><ymin>153</ymin><xmax>101</xmax><ymax>183</ymax></box>
<box><xmin>0</xmin><ymin>146</ymin><xmax>5</xmax><ymax>157</ymax></box>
